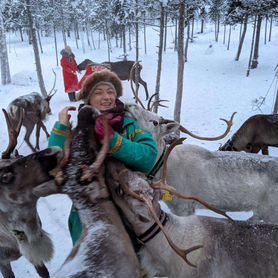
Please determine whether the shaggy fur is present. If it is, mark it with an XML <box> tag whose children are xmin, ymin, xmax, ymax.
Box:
<box><xmin>108</xmin><ymin>165</ymin><xmax>278</xmax><ymax>278</ymax></box>
<box><xmin>77</xmin><ymin>70</ymin><xmax>123</xmax><ymax>101</ymax></box>
<box><xmin>0</xmin><ymin>147</ymin><xmax>62</xmax><ymax>278</ymax></box>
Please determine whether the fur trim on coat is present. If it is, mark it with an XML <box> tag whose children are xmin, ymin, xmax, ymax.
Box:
<box><xmin>77</xmin><ymin>70</ymin><xmax>123</xmax><ymax>101</ymax></box>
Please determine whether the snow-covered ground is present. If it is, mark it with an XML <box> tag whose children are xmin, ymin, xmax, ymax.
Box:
<box><xmin>0</xmin><ymin>22</ymin><xmax>277</xmax><ymax>277</ymax></box>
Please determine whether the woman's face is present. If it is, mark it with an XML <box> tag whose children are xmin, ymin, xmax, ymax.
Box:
<box><xmin>89</xmin><ymin>84</ymin><xmax>117</xmax><ymax>111</ymax></box>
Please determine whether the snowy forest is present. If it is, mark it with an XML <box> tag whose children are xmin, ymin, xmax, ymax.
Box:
<box><xmin>1</xmin><ymin>0</ymin><xmax>277</xmax><ymax>118</ymax></box>
<box><xmin>0</xmin><ymin>0</ymin><xmax>278</xmax><ymax>277</ymax></box>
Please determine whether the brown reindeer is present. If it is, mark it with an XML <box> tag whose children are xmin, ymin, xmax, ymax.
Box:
<box><xmin>0</xmin><ymin>110</ymin><xmax>63</xmax><ymax>278</ymax></box>
<box><xmin>78</xmin><ymin>59</ymin><xmax>149</xmax><ymax>100</ymax></box>
<box><xmin>219</xmin><ymin>114</ymin><xmax>278</xmax><ymax>155</ymax></box>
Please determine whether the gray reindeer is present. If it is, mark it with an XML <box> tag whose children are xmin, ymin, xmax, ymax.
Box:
<box><xmin>108</xmin><ymin>158</ymin><xmax>278</xmax><ymax>278</ymax></box>
<box><xmin>33</xmin><ymin>105</ymin><xmax>140</xmax><ymax>278</ymax></box>
<box><xmin>6</xmin><ymin>73</ymin><xmax>56</xmax><ymax>152</ymax></box>
<box><xmin>0</xmin><ymin>109</ymin><xmax>62</xmax><ymax>278</ymax></box>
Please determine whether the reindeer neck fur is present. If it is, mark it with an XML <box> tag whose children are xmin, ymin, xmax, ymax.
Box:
<box><xmin>139</xmin><ymin>213</ymin><xmax>278</xmax><ymax>278</ymax></box>
<box><xmin>57</xmin><ymin>107</ymin><xmax>140</xmax><ymax>278</ymax></box>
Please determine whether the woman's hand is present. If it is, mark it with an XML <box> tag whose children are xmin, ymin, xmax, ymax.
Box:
<box><xmin>59</xmin><ymin>106</ymin><xmax>76</xmax><ymax>126</ymax></box>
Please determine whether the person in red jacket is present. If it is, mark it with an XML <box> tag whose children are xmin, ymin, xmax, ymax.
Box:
<box><xmin>60</xmin><ymin>46</ymin><xmax>79</xmax><ymax>102</ymax></box>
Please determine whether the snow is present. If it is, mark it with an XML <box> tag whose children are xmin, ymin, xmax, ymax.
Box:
<box><xmin>0</xmin><ymin>22</ymin><xmax>277</xmax><ymax>277</ymax></box>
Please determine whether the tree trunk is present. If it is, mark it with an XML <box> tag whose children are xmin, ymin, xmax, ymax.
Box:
<box><xmin>105</xmin><ymin>20</ymin><xmax>111</xmax><ymax>61</ymax></box>
<box><xmin>98</xmin><ymin>32</ymin><xmax>101</xmax><ymax>49</ymax></box>
<box><xmin>59</xmin><ymin>0</ymin><xmax>67</xmax><ymax>47</ymax></box>
<box><xmin>227</xmin><ymin>25</ymin><xmax>231</xmax><ymax>50</ymax></box>
<box><xmin>174</xmin><ymin>17</ymin><xmax>178</xmax><ymax>51</ymax></box>
<box><xmin>200</xmin><ymin>7</ymin><xmax>205</xmax><ymax>33</ymax></box>
<box><xmin>239</xmin><ymin>22</ymin><xmax>242</xmax><ymax>40</ymax></box>
<box><xmin>264</xmin><ymin>16</ymin><xmax>267</xmax><ymax>45</ymax></box>
<box><xmin>223</xmin><ymin>24</ymin><xmax>226</xmax><ymax>44</ymax></box>
<box><xmin>128</xmin><ymin>25</ymin><xmax>132</xmax><ymax>51</ymax></box>
<box><xmin>215</xmin><ymin>16</ymin><xmax>219</xmax><ymax>42</ymax></box>
<box><xmin>74</xmin><ymin>22</ymin><xmax>79</xmax><ymax>49</ymax></box>
<box><xmin>135</xmin><ymin>0</ymin><xmax>139</xmax><ymax>62</ymax></box>
<box><xmin>53</xmin><ymin>25</ymin><xmax>58</xmax><ymax>66</ymax></box>
<box><xmin>184</xmin><ymin>6</ymin><xmax>189</xmax><ymax>62</ymax></box>
<box><xmin>85</xmin><ymin>22</ymin><xmax>91</xmax><ymax>49</ymax></box>
<box><xmin>143</xmin><ymin>14</ymin><xmax>147</xmax><ymax>55</ymax></box>
<box><xmin>0</xmin><ymin>10</ymin><xmax>11</xmax><ymax>85</ymax></box>
<box><xmin>76</xmin><ymin>22</ymin><xmax>80</xmax><ymax>40</ymax></box>
<box><xmin>251</xmin><ymin>15</ymin><xmax>262</xmax><ymax>69</ymax></box>
<box><xmin>268</xmin><ymin>16</ymin><xmax>272</xmax><ymax>42</ymax></box>
<box><xmin>115</xmin><ymin>31</ymin><xmax>119</xmax><ymax>48</ymax></box>
<box><xmin>122</xmin><ymin>26</ymin><xmax>127</xmax><ymax>60</ymax></box>
<box><xmin>153</xmin><ymin>3</ymin><xmax>165</xmax><ymax>113</ymax></box>
<box><xmin>25</xmin><ymin>0</ymin><xmax>47</xmax><ymax>97</ymax></box>
<box><xmin>190</xmin><ymin>15</ymin><xmax>194</xmax><ymax>42</ymax></box>
<box><xmin>36</xmin><ymin>24</ymin><xmax>43</xmax><ymax>53</ymax></box>
<box><xmin>247</xmin><ymin>16</ymin><xmax>257</xmax><ymax>77</ymax></box>
<box><xmin>90</xmin><ymin>30</ymin><xmax>96</xmax><ymax>50</ymax></box>
<box><xmin>35</xmin><ymin>1</ymin><xmax>43</xmax><ymax>53</ymax></box>
<box><xmin>19</xmin><ymin>27</ymin><xmax>24</xmax><ymax>41</ymax></box>
<box><xmin>235</xmin><ymin>16</ymin><xmax>248</xmax><ymax>61</ymax></box>
<box><xmin>163</xmin><ymin>11</ymin><xmax>167</xmax><ymax>51</ymax></box>
<box><xmin>174</xmin><ymin>0</ymin><xmax>185</xmax><ymax>125</ymax></box>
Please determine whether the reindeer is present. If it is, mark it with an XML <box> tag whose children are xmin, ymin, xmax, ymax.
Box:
<box><xmin>124</xmin><ymin>103</ymin><xmax>278</xmax><ymax>223</ymax></box>
<box><xmin>32</xmin><ymin>105</ymin><xmax>140</xmax><ymax>278</ymax></box>
<box><xmin>219</xmin><ymin>114</ymin><xmax>278</xmax><ymax>155</ymax></box>
<box><xmin>6</xmin><ymin>73</ymin><xmax>57</xmax><ymax>152</ymax></box>
<box><xmin>107</xmin><ymin>153</ymin><xmax>278</xmax><ymax>278</ymax></box>
<box><xmin>77</xmin><ymin>59</ymin><xmax>149</xmax><ymax>100</ymax></box>
<box><xmin>0</xmin><ymin>109</ymin><xmax>63</xmax><ymax>278</ymax></box>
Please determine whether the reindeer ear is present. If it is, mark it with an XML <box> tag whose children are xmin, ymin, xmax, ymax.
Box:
<box><xmin>32</xmin><ymin>180</ymin><xmax>60</xmax><ymax>197</ymax></box>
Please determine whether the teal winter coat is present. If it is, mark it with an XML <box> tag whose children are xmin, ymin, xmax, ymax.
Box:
<box><xmin>48</xmin><ymin>116</ymin><xmax>158</xmax><ymax>245</ymax></box>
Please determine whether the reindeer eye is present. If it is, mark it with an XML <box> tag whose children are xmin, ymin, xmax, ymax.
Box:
<box><xmin>116</xmin><ymin>187</ymin><xmax>124</xmax><ymax>197</ymax></box>
<box><xmin>152</xmin><ymin>120</ymin><xmax>159</xmax><ymax>126</ymax></box>
<box><xmin>1</xmin><ymin>172</ymin><xmax>14</xmax><ymax>184</ymax></box>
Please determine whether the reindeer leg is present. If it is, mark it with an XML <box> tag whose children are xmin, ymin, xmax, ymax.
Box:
<box><xmin>34</xmin><ymin>264</ymin><xmax>49</xmax><ymax>278</ymax></box>
<box><xmin>35</xmin><ymin>123</ymin><xmax>41</xmax><ymax>151</ymax></box>
<box><xmin>0</xmin><ymin>262</ymin><xmax>15</xmax><ymax>278</ymax></box>
<box><xmin>262</xmin><ymin>146</ymin><xmax>269</xmax><ymax>155</ymax></box>
<box><xmin>24</xmin><ymin>124</ymin><xmax>36</xmax><ymax>152</ymax></box>
<box><xmin>40</xmin><ymin>120</ymin><xmax>50</xmax><ymax>138</ymax></box>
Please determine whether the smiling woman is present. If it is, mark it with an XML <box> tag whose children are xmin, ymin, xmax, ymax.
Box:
<box><xmin>48</xmin><ymin>69</ymin><xmax>158</xmax><ymax>246</ymax></box>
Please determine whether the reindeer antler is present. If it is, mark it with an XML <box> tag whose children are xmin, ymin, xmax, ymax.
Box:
<box><xmin>48</xmin><ymin>69</ymin><xmax>57</xmax><ymax>97</ymax></box>
<box><xmin>80</xmin><ymin>117</ymin><xmax>110</xmax><ymax>182</ymax></box>
<box><xmin>147</xmin><ymin>93</ymin><xmax>169</xmax><ymax>112</ymax></box>
<box><xmin>139</xmin><ymin>193</ymin><xmax>202</xmax><ymax>267</ymax></box>
<box><xmin>117</xmin><ymin>168</ymin><xmax>202</xmax><ymax>268</ymax></box>
<box><xmin>179</xmin><ymin>112</ymin><xmax>237</xmax><ymax>141</ymax></box>
<box><xmin>130</xmin><ymin>62</ymin><xmax>146</xmax><ymax>109</ymax></box>
<box><xmin>151</xmin><ymin>138</ymin><xmax>234</xmax><ymax>221</ymax></box>
<box><xmin>49</xmin><ymin>132</ymin><xmax>73</xmax><ymax>185</ymax></box>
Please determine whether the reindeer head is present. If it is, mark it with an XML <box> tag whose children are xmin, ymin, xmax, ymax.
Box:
<box><xmin>124</xmin><ymin>103</ymin><xmax>180</xmax><ymax>142</ymax></box>
<box><xmin>0</xmin><ymin>147</ymin><xmax>62</xmax><ymax>243</ymax></box>
<box><xmin>0</xmin><ymin>147</ymin><xmax>63</xmax><ymax>206</ymax></box>
<box><xmin>44</xmin><ymin>93</ymin><xmax>55</xmax><ymax>115</ymax></box>
<box><xmin>106</xmin><ymin>159</ymin><xmax>157</xmax><ymax>232</ymax></box>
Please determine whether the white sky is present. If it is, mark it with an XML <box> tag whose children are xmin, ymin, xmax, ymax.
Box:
<box><xmin>0</xmin><ymin>22</ymin><xmax>277</xmax><ymax>277</ymax></box>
